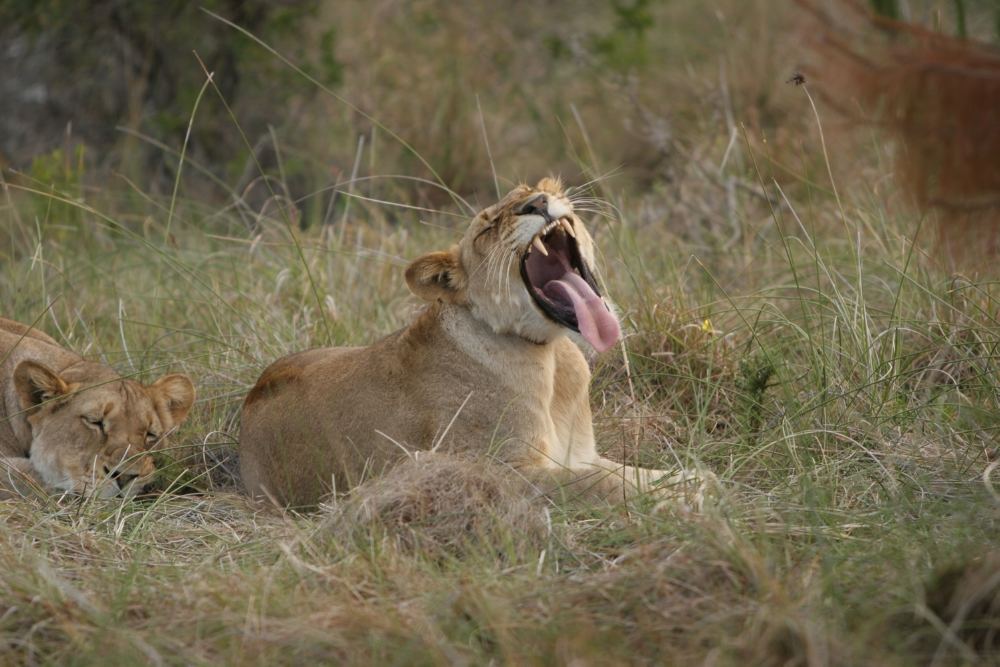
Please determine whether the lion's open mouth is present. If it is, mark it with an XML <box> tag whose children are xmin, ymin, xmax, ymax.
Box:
<box><xmin>520</xmin><ymin>220</ymin><xmax>621</xmax><ymax>352</ymax></box>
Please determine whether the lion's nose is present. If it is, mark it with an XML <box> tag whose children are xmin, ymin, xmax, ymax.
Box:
<box><xmin>104</xmin><ymin>466</ymin><xmax>141</xmax><ymax>490</ymax></box>
<box><xmin>518</xmin><ymin>194</ymin><xmax>549</xmax><ymax>219</ymax></box>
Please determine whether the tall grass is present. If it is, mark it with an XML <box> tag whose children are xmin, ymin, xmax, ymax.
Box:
<box><xmin>0</xmin><ymin>1</ymin><xmax>998</xmax><ymax>664</ymax></box>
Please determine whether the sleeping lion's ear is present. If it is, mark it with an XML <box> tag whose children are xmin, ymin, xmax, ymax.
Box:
<box><xmin>13</xmin><ymin>361</ymin><xmax>71</xmax><ymax>413</ymax></box>
<box><xmin>147</xmin><ymin>374</ymin><xmax>196</xmax><ymax>427</ymax></box>
<box><xmin>405</xmin><ymin>248</ymin><xmax>468</xmax><ymax>303</ymax></box>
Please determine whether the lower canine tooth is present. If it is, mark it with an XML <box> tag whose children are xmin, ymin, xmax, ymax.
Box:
<box><xmin>532</xmin><ymin>237</ymin><xmax>548</xmax><ymax>256</ymax></box>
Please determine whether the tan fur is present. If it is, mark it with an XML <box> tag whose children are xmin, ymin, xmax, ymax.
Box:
<box><xmin>0</xmin><ymin>317</ymin><xmax>196</xmax><ymax>498</ymax></box>
<box><xmin>240</xmin><ymin>179</ymin><xmax>696</xmax><ymax>508</ymax></box>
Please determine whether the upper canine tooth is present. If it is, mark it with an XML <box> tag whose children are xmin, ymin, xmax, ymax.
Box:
<box><xmin>562</xmin><ymin>219</ymin><xmax>577</xmax><ymax>238</ymax></box>
<box><xmin>532</xmin><ymin>237</ymin><xmax>549</xmax><ymax>256</ymax></box>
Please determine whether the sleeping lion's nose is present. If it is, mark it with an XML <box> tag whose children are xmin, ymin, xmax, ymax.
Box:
<box><xmin>104</xmin><ymin>466</ymin><xmax>140</xmax><ymax>490</ymax></box>
<box><xmin>518</xmin><ymin>194</ymin><xmax>549</xmax><ymax>218</ymax></box>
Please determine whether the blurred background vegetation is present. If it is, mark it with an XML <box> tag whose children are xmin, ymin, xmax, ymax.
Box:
<box><xmin>0</xmin><ymin>1</ymin><xmax>994</xmax><ymax>215</ymax></box>
<box><xmin>0</xmin><ymin>1</ymin><xmax>792</xmax><ymax>205</ymax></box>
<box><xmin>1</xmin><ymin>0</ymin><xmax>996</xmax><ymax>231</ymax></box>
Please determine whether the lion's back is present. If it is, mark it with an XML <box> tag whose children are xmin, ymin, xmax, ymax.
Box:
<box><xmin>0</xmin><ymin>318</ymin><xmax>61</xmax><ymax>351</ymax></box>
<box><xmin>239</xmin><ymin>345</ymin><xmax>371</xmax><ymax>506</ymax></box>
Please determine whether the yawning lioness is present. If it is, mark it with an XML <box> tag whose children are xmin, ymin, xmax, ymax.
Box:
<box><xmin>240</xmin><ymin>178</ymin><xmax>696</xmax><ymax>507</ymax></box>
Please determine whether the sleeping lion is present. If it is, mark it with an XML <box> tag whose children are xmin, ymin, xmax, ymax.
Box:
<box><xmin>0</xmin><ymin>317</ymin><xmax>195</xmax><ymax>498</ymax></box>
<box><xmin>240</xmin><ymin>178</ymin><xmax>699</xmax><ymax>507</ymax></box>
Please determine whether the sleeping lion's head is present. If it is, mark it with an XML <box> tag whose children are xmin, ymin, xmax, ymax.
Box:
<box><xmin>405</xmin><ymin>177</ymin><xmax>621</xmax><ymax>352</ymax></box>
<box><xmin>13</xmin><ymin>360</ymin><xmax>195</xmax><ymax>498</ymax></box>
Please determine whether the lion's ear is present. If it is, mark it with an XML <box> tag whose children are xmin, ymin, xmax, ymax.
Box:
<box><xmin>405</xmin><ymin>248</ymin><xmax>467</xmax><ymax>303</ymax></box>
<box><xmin>147</xmin><ymin>374</ymin><xmax>196</xmax><ymax>427</ymax></box>
<box><xmin>13</xmin><ymin>361</ymin><xmax>71</xmax><ymax>413</ymax></box>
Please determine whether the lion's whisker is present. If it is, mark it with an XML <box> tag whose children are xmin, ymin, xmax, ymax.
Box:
<box><xmin>566</xmin><ymin>167</ymin><xmax>621</xmax><ymax>195</ymax></box>
<box><xmin>474</xmin><ymin>242</ymin><xmax>503</xmax><ymax>284</ymax></box>
<box><xmin>503</xmin><ymin>250</ymin><xmax>515</xmax><ymax>301</ymax></box>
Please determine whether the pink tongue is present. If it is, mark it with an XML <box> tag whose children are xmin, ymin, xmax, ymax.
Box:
<box><xmin>542</xmin><ymin>272</ymin><xmax>621</xmax><ymax>353</ymax></box>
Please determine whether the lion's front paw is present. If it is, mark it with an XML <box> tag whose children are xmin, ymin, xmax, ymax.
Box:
<box><xmin>647</xmin><ymin>467</ymin><xmax>719</xmax><ymax>512</ymax></box>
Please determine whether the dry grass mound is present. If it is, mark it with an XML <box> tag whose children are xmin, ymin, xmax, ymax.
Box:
<box><xmin>321</xmin><ymin>454</ymin><xmax>551</xmax><ymax>559</ymax></box>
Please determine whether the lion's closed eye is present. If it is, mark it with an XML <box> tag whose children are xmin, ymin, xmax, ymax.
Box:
<box><xmin>473</xmin><ymin>222</ymin><xmax>497</xmax><ymax>245</ymax></box>
<box><xmin>82</xmin><ymin>415</ymin><xmax>106</xmax><ymax>435</ymax></box>
<box><xmin>472</xmin><ymin>221</ymin><xmax>497</xmax><ymax>250</ymax></box>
